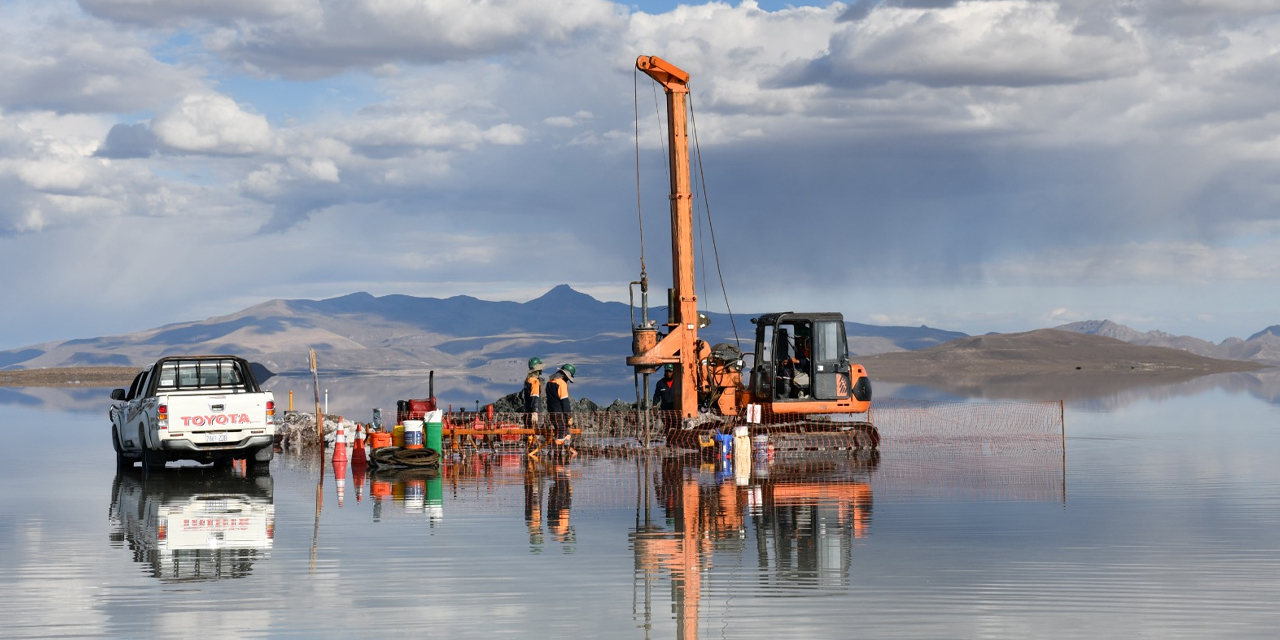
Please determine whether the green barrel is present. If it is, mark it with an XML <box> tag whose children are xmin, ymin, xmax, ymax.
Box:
<box><xmin>425</xmin><ymin>410</ymin><xmax>443</xmax><ymax>454</ymax></box>
<box><xmin>426</xmin><ymin>476</ymin><xmax>443</xmax><ymax>505</ymax></box>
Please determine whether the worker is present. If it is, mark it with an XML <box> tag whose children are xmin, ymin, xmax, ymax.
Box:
<box><xmin>652</xmin><ymin>363</ymin><xmax>678</xmax><ymax>439</ymax></box>
<box><xmin>780</xmin><ymin>336</ymin><xmax>813</xmax><ymax>398</ymax></box>
<box><xmin>524</xmin><ymin>463</ymin><xmax>544</xmax><ymax>549</ymax></box>
<box><xmin>547</xmin><ymin>464</ymin><xmax>574</xmax><ymax>544</ymax></box>
<box><xmin>522</xmin><ymin>357</ymin><xmax>545</xmax><ymax>430</ymax></box>
<box><xmin>652</xmin><ymin>364</ymin><xmax>676</xmax><ymax>411</ymax></box>
<box><xmin>546</xmin><ymin>363</ymin><xmax>577</xmax><ymax>447</ymax></box>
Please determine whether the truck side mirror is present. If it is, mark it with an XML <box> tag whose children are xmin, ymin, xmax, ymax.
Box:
<box><xmin>110</xmin><ymin>389</ymin><xmax>126</xmax><ymax>401</ymax></box>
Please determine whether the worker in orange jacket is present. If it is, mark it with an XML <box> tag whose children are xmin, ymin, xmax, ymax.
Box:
<box><xmin>522</xmin><ymin>357</ymin><xmax>545</xmax><ymax>430</ymax></box>
<box><xmin>546</xmin><ymin>363</ymin><xmax>577</xmax><ymax>446</ymax></box>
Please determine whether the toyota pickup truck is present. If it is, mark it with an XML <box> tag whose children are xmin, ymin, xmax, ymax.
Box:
<box><xmin>110</xmin><ymin>355</ymin><xmax>276</xmax><ymax>473</ymax></box>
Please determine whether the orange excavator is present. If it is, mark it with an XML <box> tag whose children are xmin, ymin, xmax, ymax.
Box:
<box><xmin>626</xmin><ymin>55</ymin><xmax>877</xmax><ymax>450</ymax></box>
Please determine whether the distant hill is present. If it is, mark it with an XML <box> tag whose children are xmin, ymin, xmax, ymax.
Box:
<box><xmin>0</xmin><ymin>285</ymin><xmax>963</xmax><ymax>388</ymax></box>
<box><xmin>1058</xmin><ymin>320</ymin><xmax>1280</xmax><ymax>365</ymax></box>
<box><xmin>861</xmin><ymin>329</ymin><xmax>1265</xmax><ymax>401</ymax></box>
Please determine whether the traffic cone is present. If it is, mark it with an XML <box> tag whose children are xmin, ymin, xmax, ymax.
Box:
<box><xmin>352</xmin><ymin>457</ymin><xmax>367</xmax><ymax>503</ymax></box>
<box><xmin>333</xmin><ymin>421</ymin><xmax>349</xmax><ymax>466</ymax></box>
<box><xmin>334</xmin><ymin>456</ymin><xmax>347</xmax><ymax>507</ymax></box>
<box><xmin>352</xmin><ymin>423</ymin><xmax>368</xmax><ymax>466</ymax></box>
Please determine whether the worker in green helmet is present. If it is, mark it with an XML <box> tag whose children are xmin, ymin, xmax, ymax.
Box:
<box><xmin>522</xmin><ymin>357</ymin><xmax>545</xmax><ymax>430</ymax></box>
<box><xmin>652</xmin><ymin>364</ymin><xmax>676</xmax><ymax>411</ymax></box>
<box><xmin>547</xmin><ymin>363</ymin><xmax>576</xmax><ymax>447</ymax></box>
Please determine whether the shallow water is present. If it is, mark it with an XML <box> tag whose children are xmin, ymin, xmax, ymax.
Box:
<box><xmin>0</xmin><ymin>384</ymin><xmax>1277</xmax><ymax>638</ymax></box>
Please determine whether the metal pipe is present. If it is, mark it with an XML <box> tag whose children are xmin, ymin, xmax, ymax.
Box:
<box><xmin>640</xmin><ymin>273</ymin><xmax>649</xmax><ymax>327</ymax></box>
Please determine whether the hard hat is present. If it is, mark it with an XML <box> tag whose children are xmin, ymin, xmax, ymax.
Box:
<box><xmin>559</xmin><ymin>363</ymin><xmax>576</xmax><ymax>382</ymax></box>
<box><xmin>528</xmin><ymin>357</ymin><xmax>544</xmax><ymax>371</ymax></box>
<box><xmin>664</xmin><ymin>364</ymin><xmax>674</xmax><ymax>373</ymax></box>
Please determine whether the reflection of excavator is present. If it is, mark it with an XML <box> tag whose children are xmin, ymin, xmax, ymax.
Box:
<box><xmin>632</xmin><ymin>456</ymin><xmax>873</xmax><ymax>639</ymax></box>
<box><xmin>626</xmin><ymin>56</ymin><xmax>876</xmax><ymax>449</ymax></box>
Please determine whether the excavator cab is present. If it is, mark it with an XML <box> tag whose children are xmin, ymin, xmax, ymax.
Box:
<box><xmin>749</xmin><ymin>313</ymin><xmax>871</xmax><ymax>411</ymax></box>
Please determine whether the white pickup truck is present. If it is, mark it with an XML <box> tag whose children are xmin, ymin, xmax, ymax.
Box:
<box><xmin>110</xmin><ymin>355</ymin><xmax>276</xmax><ymax>473</ymax></box>
<box><xmin>110</xmin><ymin>467</ymin><xmax>275</xmax><ymax>582</ymax></box>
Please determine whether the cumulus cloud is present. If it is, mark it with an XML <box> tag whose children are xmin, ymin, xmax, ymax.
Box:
<box><xmin>112</xmin><ymin>0</ymin><xmax>627</xmax><ymax>79</ymax></box>
<box><xmin>544</xmin><ymin>111</ymin><xmax>594</xmax><ymax>128</ymax></box>
<box><xmin>79</xmin><ymin>0</ymin><xmax>309</xmax><ymax>25</ymax></box>
<box><xmin>806</xmin><ymin>0</ymin><xmax>1146</xmax><ymax>89</ymax></box>
<box><xmin>0</xmin><ymin>109</ymin><xmax>214</xmax><ymax>234</ymax></box>
<box><xmin>1</xmin><ymin>2</ymin><xmax>196</xmax><ymax>113</ymax></box>
<box><xmin>96</xmin><ymin>123</ymin><xmax>158</xmax><ymax>158</ymax></box>
<box><xmin>6</xmin><ymin>0</ymin><xmax>1280</xmax><ymax>348</ymax></box>
<box><xmin>151</xmin><ymin>93</ymin><xmax>277</xmax><ymax>154</ymax></box>
<box><xmin>334</xmin><ymin>110</ymin><xmax>526</xmax><ymax>155</ymax></box>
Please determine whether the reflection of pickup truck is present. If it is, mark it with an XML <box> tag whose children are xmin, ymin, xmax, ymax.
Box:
<box><xmin>110</xmin><ymin>355</ymin><xmax>275</xmax><ymax>473</ymax></box>
<box><xmin>109</xmin><ymin>468</ymin><xmax>275</xmax><ymax>582</ymax></box>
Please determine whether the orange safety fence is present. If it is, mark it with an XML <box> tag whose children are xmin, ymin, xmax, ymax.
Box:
<box><xmin>338</xmin><ymin>399</ymin><xmax>1065</xmax><ymax>519</ymax></box>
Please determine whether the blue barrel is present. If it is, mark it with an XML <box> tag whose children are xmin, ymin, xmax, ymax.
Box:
<box><xmin>714</xmin><ymin>431</ymin><xmax>733</xmax><ymax>458</ymax></box>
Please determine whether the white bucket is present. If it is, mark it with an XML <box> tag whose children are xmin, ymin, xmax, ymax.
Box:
<box><xmin>752</xmin><ymin>434</ymin><xmax>768</xmax><ymax>453</ymax></box>
<box><xmin>403</xmin><ymin>419</ymin><xmax>424</xmax><ymax>448</ymax></box>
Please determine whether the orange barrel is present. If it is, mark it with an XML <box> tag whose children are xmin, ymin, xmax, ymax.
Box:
<box><xmin>371</xmin><ymin>480</ymin><xmax>393</xmax><ymax>498</ymax></box>
<box><xmin>369</xmin><ymin>432</ymin><xmax>392</xmax><ymax>449</ymax></box>
<box><xmin>403</xmin><ymin>420</ymin><xmax>424</xmax><ymax>449</ymax></box>
<box><xmin>392</xmin><ymin>424</ymin><xmax>405</xmax><ymax>447</ymax></box>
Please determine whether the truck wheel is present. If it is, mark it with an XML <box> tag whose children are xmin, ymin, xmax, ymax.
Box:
<box><xmin>254</xmin><ymin>445</ymin><xmax>274</xmax><ymax>463</ymax></box>
<box><xmin>245</xmin><ymin>446</ymin><xmax>272</xmax><ymax>475</ymax></box>
<box><xmin>113</xmin><ymin>427</ymin><xmax>137</xmax><ymax>468</ymax></box>
<box><xmin>142</xmin><ymin>447</ymin><xmax>166</xmax><ymax>474</ymax></box>
<box><xmin>112</xmin><ymin>427</ymin><xmax>126</xmax><ymax>467</ymax></box>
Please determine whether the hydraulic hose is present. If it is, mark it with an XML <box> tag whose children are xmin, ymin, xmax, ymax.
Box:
<box><xmin>370</xmin><ymin>446</ymin><xmax>441</xmax><ymax>469</ymax></box>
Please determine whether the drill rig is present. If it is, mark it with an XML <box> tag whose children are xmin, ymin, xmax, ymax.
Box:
<box><xmin>626</xmin><ymin>55</ymin><xmax>877</xmax><ymax>450</ymax></box>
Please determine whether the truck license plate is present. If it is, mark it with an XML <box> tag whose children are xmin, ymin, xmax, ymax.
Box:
<box><xmin>207</xmin><ymin>434</ymin><xmax>229</xmax><ymax>442</ymax></box>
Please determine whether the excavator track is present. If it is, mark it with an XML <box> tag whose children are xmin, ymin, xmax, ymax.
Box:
<box><xmin>761</xmin><ymin>421</ymin><xmax>879</xmax><ymax>452</ymax></box>
<box><xmin>663</xmin><ymin>420</ymin><xmax>879</xmax><ymax>452</ymax></box>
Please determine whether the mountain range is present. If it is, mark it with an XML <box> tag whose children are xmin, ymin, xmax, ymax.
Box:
<box><xmin>1055</xmin><ymin>320</ymin><xmax>1280</xmax><ymax>365</ymax></box>
<box><xmin>0</xmin><ymin>285</ymin><xmax>962</xmax><ymax>381</ymax></box>
<box><xmin>1</xmin><ymin>287</ymin><xmax>1276</xmax><ymax>390</ymax></box>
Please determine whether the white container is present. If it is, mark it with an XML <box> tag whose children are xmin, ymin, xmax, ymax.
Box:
<box><xmin>752</xmin><ymin>434</ymin><xmax>768</xmax><ymax>454</ymax></box>
<box><xmin>403</xmin><ymin>419</ymin><xmax>424</xmax><ymax>448</ymax></box>
<box><xmin>732</xmin><ymin>426</ymin><xmax>752</xmax><ymax>482</ymax></box>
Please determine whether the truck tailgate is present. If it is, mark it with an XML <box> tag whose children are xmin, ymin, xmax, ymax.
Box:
<box><xmin>164</xmin><ymin>394</ymin><xmax>272</xmax><ymax>436</ymax></box>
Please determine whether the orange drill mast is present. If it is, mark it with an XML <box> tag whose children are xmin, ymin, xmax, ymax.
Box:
<box><xmin>626</xmin><ymin>55</ymin><xmax>702</xmax><ymax>419</ymax></box>
<box><xmin>627</xmin><ymin>55</ymin><xmax>875</xmax><ymax>445</ymax></box>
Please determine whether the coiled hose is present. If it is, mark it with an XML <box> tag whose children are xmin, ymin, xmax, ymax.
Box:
<box><xmin>370</xmin><ymin>446</ymin><xmax>441</xmax><ymax>469</ymax></box>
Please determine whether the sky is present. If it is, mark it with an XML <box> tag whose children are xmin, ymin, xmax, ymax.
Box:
<box><xmin>2</xmin><ymin>0</ymin><xmax>1279</xmax><ymax>351</ymax></box>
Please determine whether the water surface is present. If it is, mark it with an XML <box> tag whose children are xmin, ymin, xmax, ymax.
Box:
<box><xmin>0</xmin><ymin>383</ymin><xmax>1277</xmax><ymax>638</ymax></box>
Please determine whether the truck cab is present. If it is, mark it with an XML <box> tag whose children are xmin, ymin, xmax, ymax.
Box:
<box><xmin>748</xmin><ymin>313</ymin><xmax>872</xmax><ymax>414</ymax></box>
